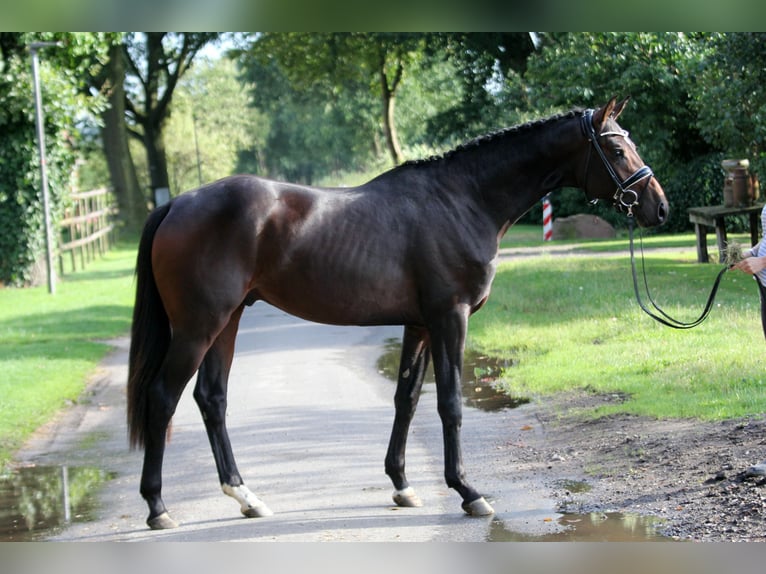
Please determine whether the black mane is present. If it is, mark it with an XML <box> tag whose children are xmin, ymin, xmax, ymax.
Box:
<box><xmin>399</xmin><ymin>109</ymin><xmax>583</xmax><ymax>169</ymax></box>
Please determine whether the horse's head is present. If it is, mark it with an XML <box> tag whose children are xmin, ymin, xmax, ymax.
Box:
<box><xmin>581</xmin><ymin>97</ymin><xmax>668</xmax><ymax>228</ymax></box>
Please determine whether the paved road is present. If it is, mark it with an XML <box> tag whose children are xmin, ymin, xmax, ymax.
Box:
<box><xmin>18</xmin><ymin>302</ymin><xmax>558</xmax><ymax>542</ymax></box>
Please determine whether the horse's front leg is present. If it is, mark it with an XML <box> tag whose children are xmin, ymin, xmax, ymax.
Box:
<box><xmin>429</xmin><ymin>306</ymin><xmax>494</xmax><ymax>516</ymax></box>
<box><xmin>193</xmin><ymin>306</ymin><xmax>272</xmax><ymax>519</ymax></box>
<box><xmin>385</xmin><ymin>325</ymin><xmax>430</xmax><ymax>508</ymax></box>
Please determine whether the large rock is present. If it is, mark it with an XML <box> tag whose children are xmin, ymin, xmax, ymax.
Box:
<box><xmin>551</xmin><ymin>213</ymin><xmax>616</xmax><ymax>240</ymax></box>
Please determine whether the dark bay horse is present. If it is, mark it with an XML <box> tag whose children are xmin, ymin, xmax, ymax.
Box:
<box><xmin>127</xmin><ymin>97</ymin><xmax>668</xmax><ymax>529</ymax></box>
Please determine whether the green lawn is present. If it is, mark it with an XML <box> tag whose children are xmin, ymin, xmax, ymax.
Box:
<box><xmin>0</xmin><ymin>243</ymin><xmax>137</xmax><ymax>467</ymax></box>
<box><xmin>502</xmin><ymin>223</ymin><xmax>751</xmax><ymax>253</ymax></box>
<box><xmin>469</xmin><ymin>242</ymin><xmax>766</xmax><ymax>421</ymax></box>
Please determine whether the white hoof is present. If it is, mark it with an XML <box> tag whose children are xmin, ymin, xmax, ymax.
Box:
<box><xmin>392</xmin><ymin>486</ymin><xmax>423</xmax><ymax>507</ymax></box>
<box><xmin>462</xmin><ymin>496</ymin><xmax>494</xmax><ymax>516</ymax></box>
<box><xmin>222</xmin><ymin>484</ymin><xmax>274</xmax><ymax>518</ymax></box>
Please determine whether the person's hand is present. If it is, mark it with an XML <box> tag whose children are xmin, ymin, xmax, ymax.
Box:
<box><xmin>733</xmin><ymin>255</ymin><xmax>766</xmax><ymax>275</ymax></box>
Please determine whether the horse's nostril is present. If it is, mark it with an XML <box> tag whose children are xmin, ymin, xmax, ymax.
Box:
<box><xmin>658</xmin><ymin>201</ymin><xmax>668</xmax><ymax>223</ymax></box>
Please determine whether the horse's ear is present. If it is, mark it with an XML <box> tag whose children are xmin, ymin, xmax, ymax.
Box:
<box><xmin>611</xmin><ymin>97</ymin><xmax>630</xmax><ymax>120</ymax></box>
<box><xmin>592</xmin><ymin>97</ymin><xmax>617</xmax><ymax>133</ymax></box>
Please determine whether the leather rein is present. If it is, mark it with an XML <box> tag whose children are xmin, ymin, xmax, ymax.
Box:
<box><xmin>581</xmin><ymin>109</ymin><xmax>728</xmax><ymax>329</ymax></box>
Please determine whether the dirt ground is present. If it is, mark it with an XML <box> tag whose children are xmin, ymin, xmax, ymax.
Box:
<box><xmin>512</xmin><ymin>391</ymin><xmax>766</xmax><ymax>542</ymax></box>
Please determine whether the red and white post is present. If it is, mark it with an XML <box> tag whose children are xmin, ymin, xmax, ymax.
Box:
<box><xmin>542</xmin><ymin>194</ymin><xmax>553</xmax><ymax>242</ymax></box>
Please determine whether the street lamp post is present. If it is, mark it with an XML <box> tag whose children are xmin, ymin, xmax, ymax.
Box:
<box><xmin>29</xmin><ymin>41</ymin><xmax>60</xmax><ymax>295</ymax></box>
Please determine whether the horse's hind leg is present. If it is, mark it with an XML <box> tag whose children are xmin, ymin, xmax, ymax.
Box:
<box><xmin>141</xmin><ymin>334</ymin><xmax>208</xmax><ymax>529</ymax></box>
<box><xmin>193</xmin><ymin>305</ymin><xmax>272</xmax><ymax>519</ymax></box>
<box><xmin>385</xmin><ymin>325</ymin><xmax>430</xmax><ymax>508</ymax></box>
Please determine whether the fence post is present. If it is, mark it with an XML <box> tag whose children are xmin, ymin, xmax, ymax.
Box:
<box><xmin>58</xmin><ymin>188</ymin><xmax>118</xmax><ymax>276</ymax></box>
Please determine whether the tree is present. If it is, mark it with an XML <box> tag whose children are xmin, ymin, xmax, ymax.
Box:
<box><xmin>247</xmin><ymin>33</ymin><xmax>425</xmax><ymax>166</ymax></box>
<box><xmin>358</xmin><ymin>33</ymin><xmax>431</xmax><ymax>165</ymax></box>
<box><xmin>165</xmin><ymin>57</ymin><xmax>268</xmax><ymax>194</ymax></box>
<box><xmin>92</xmin><ymin>38</ymin><xmax>145</xmax><ymax>231</ymax></box>
<box><xmin>123</xmin><ymin>33</ymin><xmax>217</xmax><ymax>204</ymax></box>
<box><xmin>238</xmin><ymin>35</ymin><xmax>380</xmax><ymax>182</ymax></box>
<box><xmin>422</xmin><ymin>33</ymin><xmax>537</xmax><ymax>141</ymax></box>
<box><xmin>522</xmin><ymin>32</ymin><xmax>713</xmax><ymax>232</ymax></box>
<box><xmin>692</xmin><ymin>33</ymin><xmax>766</xmax><ymax>176</ymax></box>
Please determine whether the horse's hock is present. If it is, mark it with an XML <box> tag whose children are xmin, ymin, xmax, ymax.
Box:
<box><xmin>551</xmin><ymin>213</ymin><xmax>616</xmax><ymax>240</ymax></box>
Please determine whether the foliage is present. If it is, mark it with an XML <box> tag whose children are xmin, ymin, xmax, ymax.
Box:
<box><xmin>237</xmin><ymin>32</ymin><xmax>537</xmax><ymax>182</ymax></box>
<box><xmin>691</xmin><ymin>33</ymin><xmax>766</xmax><ymax>177</ymax></box>
<box><xmin>522</xmin><ymin>33</ymin><xmax>714</xmax><ymax>232</ymax></box>
<box><xmin>234</xmin><ymin>31</ymin><xmax>749</xmax><ymax>234</ymax></box>
<box><xmin>237</xmin><ymin>34</ymin><xmax>381</xmax><ymax>182</ymax></box>
<box><xmin>165</xmin><ymin>57</ymin><xmax>268</xmax><ymax>194</ymax></box>
<box><xmin>0</xmin><ymin>33</ymin><xmax>108</xmax><ymax>286</ymax></box>
<box><xmin>421</xmin><ymin>33</ymin><xmax>537</xmax><ymax>142</ymax></box>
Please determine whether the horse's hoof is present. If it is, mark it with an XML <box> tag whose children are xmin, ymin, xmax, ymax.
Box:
<box><xmin>241</xmin><ymin>502</ymin><xmax>274</xmax><ymax>518</ymax></box>
<box><xmin>222</xmin><ymin>484</ymin><xmax>274</xmax><ymax>518</ymax></box>
<box><xmin>462</xmin><ymin>496</ymin><xmax>494</xmax><ymax>516</ymax></box>
<box><xmin>147</xmin><ymin>511</ymin><xmax>179</xmax><ymax>530</ymax></box>
<box><xmin>392</xmin><ymin>486</ymin><xmax>423</xmax><ymax>508</ymax></box>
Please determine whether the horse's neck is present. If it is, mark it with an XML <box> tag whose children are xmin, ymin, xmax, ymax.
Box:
<box><xmin>452</xmin><ymin>117</ymin><xmax>583</xmax><ymax>232</ymax></box>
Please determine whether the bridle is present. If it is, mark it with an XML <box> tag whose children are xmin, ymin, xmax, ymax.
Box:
<box><xmin>580</xmin><ymin>109</ymin><xmax>654</xmax><ymax>217</ymax></box>
<box><xmin>580</xmin><ymin>108</ymin><xmax>728</xmax><ymax>330</ymax></box>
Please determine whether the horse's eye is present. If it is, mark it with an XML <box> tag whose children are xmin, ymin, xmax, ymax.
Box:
<box><xmin>614</xmin><ymin>148</ymin><xmax>625</xmax><ymax>158</ymax></box>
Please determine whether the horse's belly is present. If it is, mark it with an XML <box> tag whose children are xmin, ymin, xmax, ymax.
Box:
<box><xmin>255</xmin><ymin>270</ymin><xmax>421</xmax><ymax>327</ymax></box>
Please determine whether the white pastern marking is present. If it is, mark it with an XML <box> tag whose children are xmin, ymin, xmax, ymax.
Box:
<box><xmin>222</xmin><ymin>484</ymin><xmax>274</xmax><ymax>517</ymax></box>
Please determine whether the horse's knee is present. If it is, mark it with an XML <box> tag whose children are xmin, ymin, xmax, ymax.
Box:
<box><xmin>437</xmin><ymin>397</ymin><xmax>462</xmax><ymax>428</ymax></box>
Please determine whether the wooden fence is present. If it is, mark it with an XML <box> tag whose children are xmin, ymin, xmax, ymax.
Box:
<box><xmin>58</xmin><ymin>188</ymin><xmax>118</xmax><ymax>275</ymax></box>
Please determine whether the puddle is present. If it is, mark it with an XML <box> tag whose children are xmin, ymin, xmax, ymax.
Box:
<box><xmin>0</xmin><ymin>465</ymin><xmax>114</xmax><ymax>541</ymax></box>
<box><xmin>554</xmin><ymin>479</ymin><xmax>593</xmax><ymax>494</ymax></box>
<box><xmin>377</xmin><ymin>338</ymin><xmax>528</xmax><ymax>411</ymax></box>
<box><xmin>488</xmin><ymin>512</ymin><xmax>670</xmax><ymax>542</ymax></box>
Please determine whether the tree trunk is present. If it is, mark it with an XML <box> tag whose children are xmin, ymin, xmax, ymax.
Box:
<box><xmin>382</xmin><ymin>88</ymin><xmax>403</xmax><ymax>165</ymax></box>
<box><xmin>143</xmin><ymin>119</ymin><xmax>171</xmax><ymax>206</ymax></box>
<box><xmin>100</xmin><ymin>43</ymin><xmax>145</xmax><ymax>231</ymax></box>
<box><xmin>142</xmin><ymin>34</ymin><xmax>172</xmax><ymax>206</ymax></box>
<box><xmin>379</xmin><ymin>56</ymin><xmax>404</xmax><ymax>165</ymax></box>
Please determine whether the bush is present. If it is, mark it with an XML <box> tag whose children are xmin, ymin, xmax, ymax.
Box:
<box><xmin>0</xmin><ymin>47</ymin><xmax>78</xmax><ymax>286</ymax></box>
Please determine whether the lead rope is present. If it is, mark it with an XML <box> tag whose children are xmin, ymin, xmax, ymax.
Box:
<box><xmin>628</xmin><ymin>217</ymin><xmax>729</xmax><ymax>329</ymax></box>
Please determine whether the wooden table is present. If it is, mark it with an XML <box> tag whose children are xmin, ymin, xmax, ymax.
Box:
<box><xmin>687</xmin><ymin>203</ymin><xmax>763</xmax><ymax>263</ymax></box>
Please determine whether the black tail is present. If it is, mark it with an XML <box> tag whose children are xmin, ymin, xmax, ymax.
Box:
<box><xmin>127</xmin><ymin>203</ymin><xmax>172</xmax><ymax>450</ymax></box>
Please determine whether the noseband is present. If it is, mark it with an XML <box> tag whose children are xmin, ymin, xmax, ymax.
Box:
<box><xmin>580</xmin><ymin>109</ymin><xmax>653</xmax><ymax>217</ymax></box>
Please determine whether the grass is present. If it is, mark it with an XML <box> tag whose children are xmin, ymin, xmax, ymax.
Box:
<box><xmin>0</xmin><ymin>242</ymin><xmax>137</xmax><ymax>467</ymax></box>
<box><xmin>468</xmin><ymin>242</ymin><xmax>766</xmax><ymax>421</ymax></box>
<box><xmin>502</xmin><ymin>223</ymin><xmax>750</xmax><ymax>253</ymax></box>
